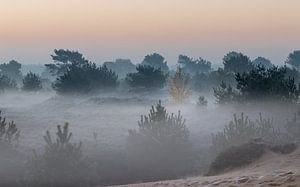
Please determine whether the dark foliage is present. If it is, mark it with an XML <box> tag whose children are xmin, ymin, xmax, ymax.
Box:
<box><xmin>53</xmin><ymin>62</ymin><xmax>118</xmax><ymax>94</ymax></box>
<box><xmin>223</xmin><ymin>51</ymin><xmax>254</xmax><ymax>74</ymax></box>
<box><xmin>213</xmin><ymin>81</ymin><xmax>237</xmax><ymax>104</ymax></box>
<box><xmin>103</xmin><ymin>59</ymin><xmax>136</xmax><ymax>78</ymax></box>
<box><xmin>0</xmin><ymin>60</ymin><xmax>22</xmax><ymax>82</ymax></box>
<box><xmin>141</xmin><ymin>53</ymin><xmax>169</xmax><ymax>73</ymax></box>
<box><xmin>197</xmin><ymin>96</ymin><xmax>208</xmax><ymax>107</ymax></box>
<box><xmin>126</xmin><ymin>65</ymin><xmax>167</xmax><ymax>89</ymax></box>
<box><xmin>45</xmin><ymin>49</ymin><xmax>89</xmax><ymax>76</ymax></box>
<box><xmin>252</xmin><ymin>57</ymin><xmax>273</xmax><ymax>69</ymax></box>
<box><xmin>192</xmin><ymin>68</ymin><xmax>236</xmax><ymax>92</ymax></box>
<box><xmin>0</xmin><ymin>75</ymin><xmax>17</xmax><ymax>92</ymax></box>
<box><xmin>236</xmin><ymin>66</ymin><xmax>298</xmax><ymax>102</ymax></box>
<box><xmin>22</xmin><ymin>72</ymin><xmax>42</xmax><ymax>91</ymax></box>
<box><xmin>285</xmin><ymin>50</ymin><xmax>300</xmax><ymax>70</ymax></box>
<box><xmin>0</xmin><ymin>112</ymin><xmax>23</xmax><ymax>186</ymax></box>
<box><xmin>178</xmin><ymin>55</ymin><xmax>212</xmax><ymax>75</ymax></box>
<box><xmin>211</xmin><ymin>113</ymin><xmax>280</xmax><ymax>153</ymax></box>
<box><xmin>0</xmin><ymin>111</ymin><xmax>20</xmax><ymax>148</ymax></box>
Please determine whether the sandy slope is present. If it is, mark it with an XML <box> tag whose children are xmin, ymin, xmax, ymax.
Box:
<box><xmin>111</xmin><ymin>148</ymin><xmax>300</xmax><ymax>187</ymax></box>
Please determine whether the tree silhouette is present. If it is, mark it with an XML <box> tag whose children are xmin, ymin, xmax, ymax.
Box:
<box><xmin>0</xmin><ymin>60</ymin><xmax>22</xmax><ymax>82</ymax></box>
<box><xmin>126</xmin><ymin>65</ymin><xmax>167</xmax><ymax>89</ymax></box>
<box><xmin>169</xmin><ymin>67</ymin><xmax>191</xmax><ymax>104</ymax></box>
<box><xmin>223</xmin><ymin>51</ymin><xmax>254</xmax><ymax>74</ymax></box>
<box><xmin>127</xmin><ymin>101</ymin><xmax>192</xmax><ymax>180</ymax></box>
<box><xmin>178</xmin><ymin>55</ymin><xmax>212</xmax><ymax>75</ymax></box>
<box><xmin>0</xmin><ymin>75</ymin><xmax>17</xmax><ymax>93</ymax></box>
<box><xmin>285</xmin><ymin>50</ymin><xmax>300</xmax><ymax>70</ymax></box>
<box><xmin>22</xmin><ymin>72</ymin><xmax>42</xmax><ymax>91</ymax></box>
<box><xmin>45</xmin><ymin>49</ymin><xmax>89</xmax><ymax>76</ymax></box>
<box><xmin>141</xmin><ymin>53</ymin><xmax>169</xmax><ymax>73</ymax></box>
<box><xmin>53</xmin><ymin>63</ymin><xmax>118</xmax><ymax>94</ymax></box>
<box><xmin>28</xmin><ymin>123</ymin><xmax>90</xmax><ymax>186</ymax></box>
<box><xmin>252</xmin><ymin>57</ymin><xmax>273</xmax><ymax>69</ymax></box>
<box><xmin>103</xmin><ymin>59</ymin><xmax>136</xmax><ymax>79</ymax></box>
<box><xmin>236</xmin><ymin>66</ymin><xmax>298</xmax><ymax>102</ymax></box>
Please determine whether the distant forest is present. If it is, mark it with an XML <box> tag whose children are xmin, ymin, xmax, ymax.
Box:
<box><xmin>1</xmin><ymin>49</ymin><xmax>300</xmax><ymax>103</ymax></box>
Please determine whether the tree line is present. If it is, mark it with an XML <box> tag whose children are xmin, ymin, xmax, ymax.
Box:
<box><xmin>1</xmin><ymin>49</ymin><xmax>300</xmax><ymax>103</ymax></box>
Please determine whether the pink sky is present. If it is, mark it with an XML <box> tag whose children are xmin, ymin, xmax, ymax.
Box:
<box><xmin>0</xmin><ymin>0</ymin><xmax>300</xmax><ymax>65</ymax></box>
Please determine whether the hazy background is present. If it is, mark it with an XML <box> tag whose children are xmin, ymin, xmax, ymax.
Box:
<box><xmin>0</xmin><ymin>0</ymin><xmax>300</xmax><ymax>65</ymax></box>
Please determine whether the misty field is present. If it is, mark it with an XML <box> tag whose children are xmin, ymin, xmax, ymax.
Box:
<box><xmin>0</xmin><ymin>91</ymin><xmax>296</xmax><ymax>154</ymax></box>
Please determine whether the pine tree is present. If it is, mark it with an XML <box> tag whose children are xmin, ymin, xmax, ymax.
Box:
<box><xmin>169</xmin><ymin>67</ymin><xmax>191</xmax><ymax>104</ymax></box>
<box><xmin>28</xmin><ymin>123</ymin><xmax>90</xmax><ymax>186</ymax></box>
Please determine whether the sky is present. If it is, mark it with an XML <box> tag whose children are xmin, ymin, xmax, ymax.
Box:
<box><xmin>0</xmin><ymin>0</ymin><xmax>300</xmax><ymax>66</ymax></box>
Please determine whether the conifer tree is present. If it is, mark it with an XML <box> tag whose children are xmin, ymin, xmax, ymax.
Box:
<box><xmin>169</xmin><ymin>67</ymin><xmax>191</xmax><ymax>104</ymax></box>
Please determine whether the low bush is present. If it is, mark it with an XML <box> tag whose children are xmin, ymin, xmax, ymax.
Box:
<box><xmin>27</xmin><ymin>123</ymin><xmax>91</xmax><ymax>187</ymax></box>
<box><xmin>211</xmin><ymin>113</ymin><xmax>279</xmax><ymax>153</ymax></box>
<box><xmin>127</xmin><ymin>100</ymin><xmax>194</xmax><ymax>181</ymax></box>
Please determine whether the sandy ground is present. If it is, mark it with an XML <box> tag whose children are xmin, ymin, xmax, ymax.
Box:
<box><xmin>111</xmin><ymin>148</ymin><xmax>300</xmax><ymax>187</ymax></box>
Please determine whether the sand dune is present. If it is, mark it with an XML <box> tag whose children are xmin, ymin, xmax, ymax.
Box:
<box><xmin>112</xmin><ymin>148</ymin><xmax>300</xmax><ymax>187</ymax></box>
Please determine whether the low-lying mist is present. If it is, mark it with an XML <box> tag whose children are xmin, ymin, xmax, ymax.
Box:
<box><xmin>0</xmin><ymin>90</ymin><xmax>298</xmax><ymax>186</ymax></box>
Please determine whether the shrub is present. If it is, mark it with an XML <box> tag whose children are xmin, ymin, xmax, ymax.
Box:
<box><xmin>0</xmin><ymin>111</ymin><xmax>20</xmax><ymax>148</ymax></box>
<box><xmin>27</xmin><ymin>123</ymin><xmax>90</xmax><ymax>186</ymax></box>
<box><xmin>197</xmin><ymin>96</ymin><xmax>208</xmax><ymax>107</ymax></box>
<box><xmin>22</xmin><ymin>72</ymin><xmax>42</xmax><ymax>91</ymax></box>
<box><xmin>126</xmin><ymin>65</ymin><xmax>167</xmax><ymax>89</ymax></box>
<box><xmin>0</xmin><ymin>112</ymin><xmax>20</xmax><ymax>143</ymax></box>
<box><xmin>169</xmin><ymin>67</ymin><xmax>191</xmax><ymax>104</ymax></box>
<box><xmin>127</xmin><ymin>100</ymin><xmax>193</xmax><ymax>181</ymax></box>
<box><xmin>0</xmin><ymin>111</ymin><xmax>23</xmax><ymax>186</ymax></box>
<box><xmin>211</xmin><ymin>113</ymin><xmax>279</xmax><ymax>153</ymax></box>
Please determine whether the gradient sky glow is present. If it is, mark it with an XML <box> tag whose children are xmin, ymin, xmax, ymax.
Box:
<box><xmin>0</xmin><ymin>0</ymin><xmax>300</xmax><ymax>66</ymax></box>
